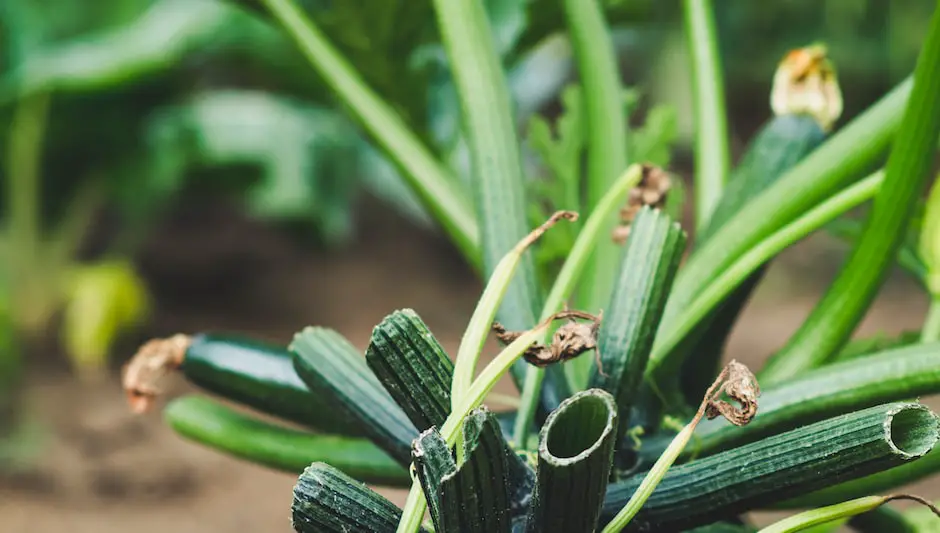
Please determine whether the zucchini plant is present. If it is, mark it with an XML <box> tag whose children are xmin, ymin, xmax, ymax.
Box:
<box><xmin>121</xmin><ymin>1</ymin><xmax>940</xmax><ymax>532</ymax></box>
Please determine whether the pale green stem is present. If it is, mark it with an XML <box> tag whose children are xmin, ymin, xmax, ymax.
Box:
<box><xmin>683</xmin><ymin>0</ymin><xmax>729</xmax><ymax>231</ymax></box>
<box><xmin>513</xmin><ymin>164</ymin><xmax>644</xmax><ymax>447</ymax></box>
<box><xmin>450</xmin><ymin>212</ymin><xmax>577</xmax><ymax>406</ymax></box>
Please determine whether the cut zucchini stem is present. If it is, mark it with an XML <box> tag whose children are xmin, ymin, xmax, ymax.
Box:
<box><xmin>122</xmin><ymin>333</ymin><xmax>190</xmax><ymax>413</ymax></box>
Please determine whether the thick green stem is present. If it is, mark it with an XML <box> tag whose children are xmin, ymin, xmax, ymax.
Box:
<box><xmin>761</xmin><ymin>6</ymin><xmax>940</xmax><ymax>384</ymax></box>
<box><xmin>683</xmin><ymin>0</ymin><xmax>729</xmax><ymax>231</ymax></box>
<box><xmin>258</xmin><ymin>0</ymin><xmax>479</xmax><ymax>266</ymax></box>
<box><xmin>562</xmin><ymin>0</ymin><xmax>630</xmax><ymax>314</ymax></box>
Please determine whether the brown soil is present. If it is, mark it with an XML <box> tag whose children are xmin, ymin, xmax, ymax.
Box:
<box><xmin>1</xmin><ymin>194</ymin><xmax>935</xmax><ymax>532</ymax></box>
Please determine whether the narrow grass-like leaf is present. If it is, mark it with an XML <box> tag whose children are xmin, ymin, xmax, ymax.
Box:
<box><xmin>683</xmin><ymin>0</ymin><xmax>729</xmax><ymax>230</ymax></box>
<box><xmin>759</xmin><ymin>495</ymin><xmax>936</xmax><ymax>533</ymax></box>
<box><xmin>589</xmin><ymin>207</ymin><xmax>686</xmax><ymax>432</ymax></box>
<box><xmin>600</xmin><ymin>402</ymin><xmax>939</xmax><ymax>532</ymax></box>
<box><xmin>290</xmin><ymin>327</ymin><xmax>418</xmax><ymax>465</ymax></box>
<box><xmin>561</xmin><ymin>0</ymin><xmax>630</xmax><ymax>315</ymax></box>
<box><xmin>292</xmin><ymin>462</ymin><xmax>428</xmax><ymax>533</ymax></box>
<box><xmin>259</xmin><ymin>0</ymin><xmax>479</xmax><ymax>265</ymax></box>
<box><xmin>688</xmin><ymin>342</ymin><xmax>940</xmax><ymax>457</ymax></box>
<box><xmin>451</xmin><ymin>212</ymin><xmax>577</xmax><ymax>407</ymax></box>
<box><xmin>525</xmin><ymin>389</ymin><xmax>618</xmax><ymax>533</ymax></box>
<box><xmin>760</xmin><ymin>7</ymin><xmax>940</xmax><ymax>383</ymax></box>
<box><xmin>515</xmin><ymin>164</ymin><xmax>644</xmax><ymax>447</ymax></box>
<box><xmin>164</xmin><ymin>395</ymin><xmax>408</xmax><ymax>485</ymax></box>
<box><xmin>366</xmin><ymin>309</ymin><xmax>454</xmax><ymax>430</ymax></box>
<box><xmin>832</xmin><ymin>330</ymin><xmax>921</xmax><ymax>362</ymax></box>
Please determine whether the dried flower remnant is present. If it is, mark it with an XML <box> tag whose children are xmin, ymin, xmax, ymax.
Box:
<box><xmin>702</xmin><ymin>359</ymin><xmax>761</xmax><ymax>427</ymax></box>
<box><xmin>492</xmin><ymin>308</ymin><xmax>606</xmax><ymax>375</ymax></box>
<box><xmin>770</xmin><ymin>43</ymin><xmax>843</xmax><ymax>131</ymax></box>
<box><xmin>612</xmin><ymin>164</ymin><xmax>672</xmax><ymax>244</ymax></box>
<box><xmin>121</xmin><ymin>334</ymin><xmax>191</xmax><ymax>413</ymax></box>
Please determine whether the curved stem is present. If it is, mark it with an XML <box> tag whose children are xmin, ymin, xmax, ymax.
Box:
<box><xmin>514</xmin><ymin>165</ymin><xmax>643</xmax><ymax>448</ymax></box>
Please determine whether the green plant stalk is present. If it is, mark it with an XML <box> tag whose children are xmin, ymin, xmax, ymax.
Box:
<box><xmin>451</xmin><ymin>212</ymin><xmax>576</xmax><ymax>406</ymax></box>
<box><xmin>562</xmin><ymin>0</ymin><xmax>630</xmax><ymax>316</ymax></box>
<box><xmin>258</xmin><ymin>0</ymin><xmax>479</xmax><ymax>266</ymax></box>
<box><xmin>163</xmin><ymin>395</ymin><xmax>409</xmax><ymax>485</ymax></box>
<box><xmin>687</xmin><ymin>342</ymin><xmax>940</xmax><ymax>457</ymax></box>
<box><xmin>430</xmin><ymin>0</ymin><xmax>540</xmax><ymax>326</ymax></box>
<box><xmin>848</xmin><ymin>505</ymin><xmax>915</xmax><ymax>533</ymax></box>
<box><xmin>525</xmin><ymin>389</ymin><xmax>619</xmax><ymax>533</ymax></box>
<box><xmin>759</xmin><ymin>495</ymin><xmax>935</xmax><ymax>533</ymax></box>
<box><xmin>648</xmin><ymin>170</ymin><xmax>884</xmax><ymax>387</ymax></box>
<box><xmin>761</xmin><ymin>7</ymin><xmax>940</xmax><ymax>384</ymax></box>
<box><xmin>921</xmin><ymin>298</ymin><xmax>940</xmax><ymax>343</ymax></box>
<box><xmin>601</xmin><ymin>402</ymin><xmax>939</xmax><ymax>531</ymax></box>
<box><xmin>683</xmin><ymin>0</ymin><xmax>729</xmax><ymax>231</ymax></box>
<box><xmin>658</xmin><ymin>74</ymin><xmax>912</xmax><ymax>368</ymax></box>
<box><xmin>514</xmin><ymin>164</ymin><xmax>644</xmax><ymax>447</ymax></box>
<box><xmin>397</xmin><ymin>322</ymin><xmax>555</xmax><ymax>533</ymax></box>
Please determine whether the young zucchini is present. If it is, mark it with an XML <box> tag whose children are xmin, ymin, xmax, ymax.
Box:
<box><xmin>122</xmin><ymin>332</ymin><xmax>364</xmax><ymax>436</ymax></box>
<box><xmin>679</xmin><ymin>44</ymin><xmax>843</xmax><ymax>403</ymax></box>
<box><xmin>165</xmin><ymin>395</ymin><xmax>409</xmax><ymax>485</ymax></box>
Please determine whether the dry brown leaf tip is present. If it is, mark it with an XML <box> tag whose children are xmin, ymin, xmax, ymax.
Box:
<box><xmin>613</xmin><ymin>164</ymin><xmax>672</xmax><ymax>244</ymax></box>
<box><xmin>121</xmin><ymin>334</ymin><xmax>191</xmax><ymax>414</ymax></box>
<box><xmin>492</xmin><ymin>309</ymin><xmax>605</xmax><ymax>374</ymax></box>
<box><xmin>704</xmin><ymin>359</ymin><xmax>761</xmax><ymax>427</ymax></box>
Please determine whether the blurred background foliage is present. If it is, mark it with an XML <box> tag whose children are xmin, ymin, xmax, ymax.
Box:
<box><xmin>0</xmin><ymin>0</ymin><xmax>935</xmax><ymax>465</ymax></box>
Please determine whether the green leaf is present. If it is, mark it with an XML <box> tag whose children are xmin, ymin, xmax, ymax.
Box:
<box><xmin>292</xmin><ymin>462</ymin><xmax>429</xmax><ymax>533</ymax></box>
<box><xmin>525</xmin><ymin>389</ymin><xmax>619</xmax><ymax>533</ymax></box>
<box><xmin>601</xmin><ymin>402</ymin><xmax>939</xmax><ymax>531</ymax></box>
<box><xmin>689</xmin><ymin>342</ymin><xmax>940</xmax><ymax>457</ymax></box>
<box><xmin>366</xmin><ymin>309</ymin><xmax>455</xmax><ymax>430</ymax></box>
<box><xmin>146</xmin><ymin>89</ymin><xmax>363</xmax><ymax>244</ymax></box>
<box><xmin>761</xmin><ymin>7</ymin><xmax>940</xmax><ymax>383</ymax></box>
<box><xmin>628</xmin><ymin>104</ymin><xmax>679</xmax><ymax>169</ymax></box>
<box><xmin>589</xmin><ymin>207</ymin><xmax>686</xmax><ymax>436</ymax></box>
<box><xmin>831</xmin><ymin>330</ymin><xmax>921</xmax><ymax>362</ymax></box>
<box><xmin>290</xmin><ymin>326</ymin><xmax>418</xmax><ymax>465</ymax></box>
<box><xmin>164</xmin><ymin>395</ymin><xmax>409</xmax><ymax>485</ymax></box>
<box><xmin>414</xmin><ymin>407</ymin><xmax>515</xmax><ymax>533</ymax></box>
<box><xmin>848</xmin><ymin>506</ymin><xmax>916</xmax><ymax>533</ymax></box>
<box><xmin>759</xmin><ymin>495</ymin><xmax>931</xmax><ymax>533</ymax></box>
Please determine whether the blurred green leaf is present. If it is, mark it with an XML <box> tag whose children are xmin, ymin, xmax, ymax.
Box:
<box><xmin>628</xmin><ymin>103</ymin><xmax>679</xmax><ymax>168</ymax></box>
<box><xmin>60</xmin><ymin>259</ymin><xmax>149</xmax><ymax>379</ymax></box>
<box><xmin>146</xmin><ymin>89</ymin><xmax>364</xmax><ymax>244</ymax></box>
